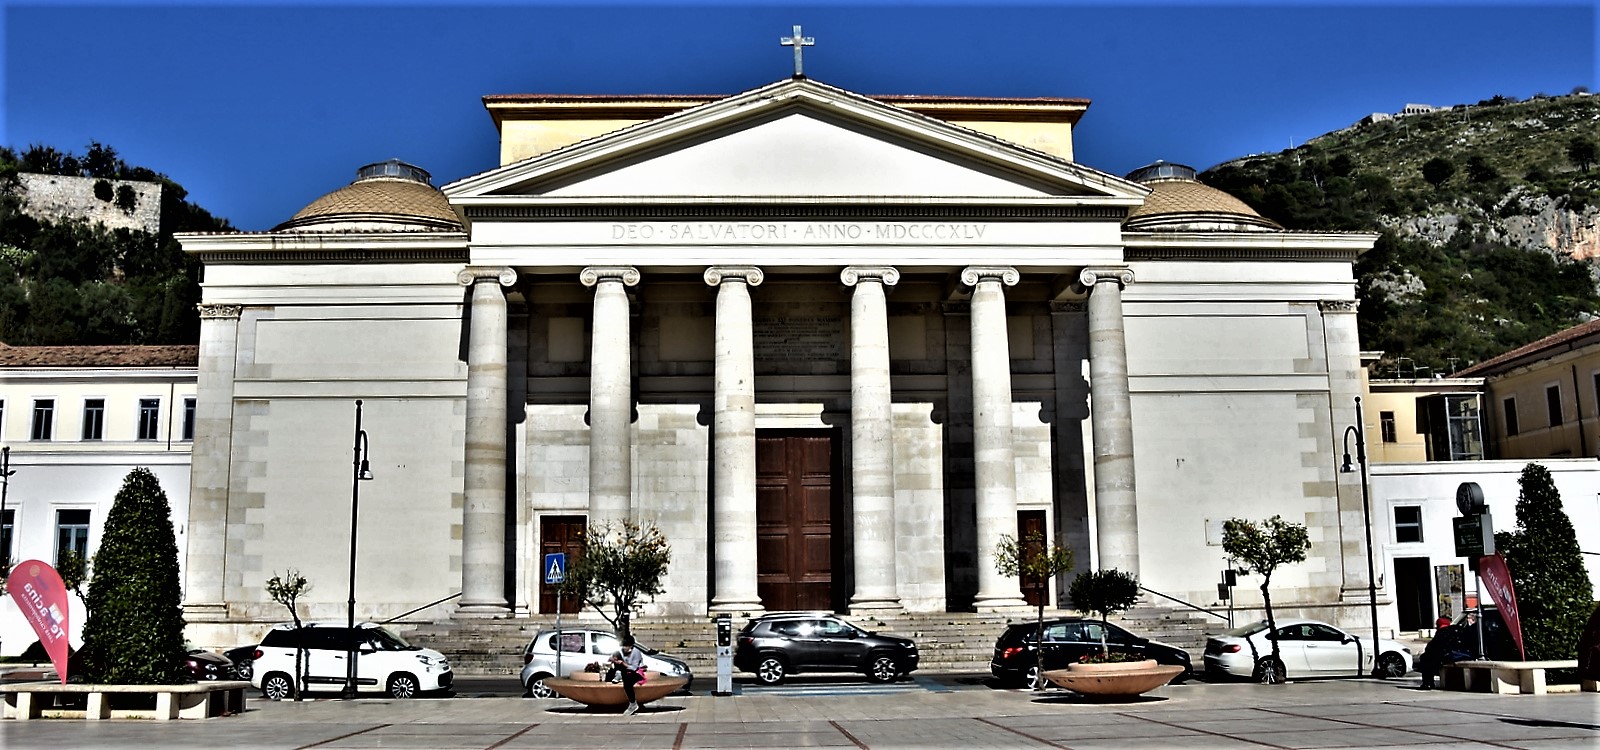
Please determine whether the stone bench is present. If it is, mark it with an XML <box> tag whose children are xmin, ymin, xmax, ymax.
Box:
<box><xmin>0</xmin><ymin>680</ymin><xmax>249</xmax><ymax>720</ymax></box>
<box><xmin>1440</xmin><ymin>660</ymin><xmax>1596</xmax><ymax>696</ymax></box>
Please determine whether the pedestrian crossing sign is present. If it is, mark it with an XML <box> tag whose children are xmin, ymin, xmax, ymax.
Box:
<box><xmin>543</xmin><ymin>553</ymin><xmax>566</xmax><ymax>585</ymax></box>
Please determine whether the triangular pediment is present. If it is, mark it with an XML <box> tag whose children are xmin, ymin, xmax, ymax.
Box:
<box><xmin>446</xmin><ymin>79</ymin><xmax>1148</xmax><ymax>205</ymax></box>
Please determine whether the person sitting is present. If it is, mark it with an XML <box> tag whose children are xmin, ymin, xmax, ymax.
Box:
<box><xmin>604</xmin><ymin>635</ymin><xmax>646</xmax><ymax>715</ymax></box>
<box><xmin>1419</xmin><ymin>610</ymin><xmax>1480</xmax><ymax>689</ymax></box>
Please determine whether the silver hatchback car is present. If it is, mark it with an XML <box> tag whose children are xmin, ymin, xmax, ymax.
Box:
<box><xmin>520</xmin><ymin>628</ymin><xmax>693</xmax><ymax>698</ymax></box>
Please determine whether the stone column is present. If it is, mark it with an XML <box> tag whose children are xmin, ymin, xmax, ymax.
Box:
<box><xmin>1080</xmin><ymin>267</ymin><xmax>1140</xmax><ymax>576</ymax></box>
<box><xmin>182</xmin><ymin>303</ymin><xmax>242</xmax><ymax>620</ymax></box>
<box><xmin>1322</xmin><ymin>299</ymin><xmax>1382</xmax><ymax>605</ymax></box>
<box><xmin>581</xmin><ymin>266</ymin><xmax>640</xmax><ymax>526</ymax></box>
<box><xmin>961</xmin><ymin>266</ymin><xmax>1028</xmax><ymax>611</ymax></box>
<box><xmin>705</xmin><ymin>266</ymin><xmax>765</xmax><ymax>614</ymax></box>
<box><xmin>457</xmin><ymin>266</ymin><xmax>517</xmax><ymax>617</ymax></box>
<box><xmin>842</xmin><ymin>266</ymin><xmax>902</xmax><ymax>613</ymax></box>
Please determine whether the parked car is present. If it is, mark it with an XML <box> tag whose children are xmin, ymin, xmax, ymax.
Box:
<box><xmin>734</xmin><ymin>612</ymin><xmax>918</xmax><ymax>685</ymax></box>
<box><xmin>519</xmin><ymin>628</ymin><xmax>693</xmax><ymax>699</ymax></box>
<box><xmin>251</xmin><ymin>622</ymin><xmax>452</xmax><ymax>700</ymax></box>
<box><xmin>1203</xmin><ymin>617</ymin><xmax>1412</xmax><ymax>682</ymax></box>
<box><xmin>223</xmin><ymin>645</ymin><xmax>258</xmax><ymax>680</ymax></box>
<box><xmin>989</xmin><ymin>617</ymin><xmax>1194</xmax><ymax>687</ymax></box>
<box><xmin>184</xmin><ymin>648</ymin><xmax>235</xmax><ymax>681</ymax></box>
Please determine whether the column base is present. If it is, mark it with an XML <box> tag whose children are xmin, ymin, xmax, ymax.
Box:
<box><xmin>973</xmin><ymin>597</ymin><xmax>1031</xmax><ymax>614</ymax></box>
<box><xmin>709</xmin><ymin>600</ymin><xmax>765</xmax><ymax>617</ymax></box>
<box><xmin>848</xmin><ymin>598</ymin><xmax>904</xmax><ymax>616</ymax></box>
<box><xmin>182</xmin><ymin>602</ymin><xmax>230</xmax><ymax>622</ymax></box>
<box><xmin>454</xmin><ymin>603</ymin><xmax>511</xmax><ymax>619</ymax></box>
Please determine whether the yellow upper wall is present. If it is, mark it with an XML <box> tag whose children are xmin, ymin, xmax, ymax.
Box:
<box><xmin>485</xmin><ymin>94</ymin><xmax>1088</xmax><ymax>166</ymax></box>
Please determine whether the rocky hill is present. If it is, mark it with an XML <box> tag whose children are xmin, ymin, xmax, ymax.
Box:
<box><xmin>1203</xmin><ymin>92</ymin><xmax>1600</xmax><ymax>376</ymax></box>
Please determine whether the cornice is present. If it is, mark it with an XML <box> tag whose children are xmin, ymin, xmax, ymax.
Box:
<box><xmin>176</xmin><ymin>232</ymin><xmax>469</xmax><ymax>264</ymax></box>
<box><xmin>1122</xmin><ymin>231</ymin><xmax>1377</xmax><ymax>262</ymax></box>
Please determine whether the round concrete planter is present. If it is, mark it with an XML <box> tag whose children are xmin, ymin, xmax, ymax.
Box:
<box><xmin>543</xmin><ymin>671</ymin><xmax>687</xmax><ymax>709</ymax></box>
<box><xmin>1042</xmin><ymin>660</ymin><xmax>1183</xmax><ymax>698</ymax></box>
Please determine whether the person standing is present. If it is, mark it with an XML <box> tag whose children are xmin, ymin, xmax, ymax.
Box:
<box><xmin>606</xmin><ymin>635</ymin><xmax>646</xmax><ymax>715</ymax></box>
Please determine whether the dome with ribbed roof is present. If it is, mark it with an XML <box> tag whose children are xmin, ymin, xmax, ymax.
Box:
<box><xmin>275</xmin><ymin>159</ymin><xmax>462</xmax><ymax>232</ymax></box>
<box><xmin>1123</xmin><ymin>161</ymin><xmax>1279</xmax><ymax>232</ymax></box>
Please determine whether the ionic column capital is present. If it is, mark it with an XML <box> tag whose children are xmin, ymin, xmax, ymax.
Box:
<box><xmin>457</xmin><ymin>266</ymin><xmax>517</xmax><ymax>287</ymax></box>
<box><xmin>841</xmin><ymin>266</ymin><xmax>900</xmax><ymax>287</ymax></box>
<box><xmin>1319</xmin><ymin>299</ymin><xmax>1359</xmax><ymax>313</ymax></box>
<box><xmin>196</xmin><ymin>304</ymin><xmax>242</xmax><ymax>320</ymax></box>
<box><xmin>580</xmin><ymin>266</ymin><xmax>641</xmax><ymax>287</ymax></box>
<box><xmin>960</xmin><ymin>266</ymin><xmax>1019</xmax><ymax>287</ymax></box>
<box><xmin>1078</xmin><ymin>266</ymin><xmax>1135</xmax><ymax>289</ymax></box>
<box><xmin>704</xmin><ymin>265</ymin><xmax>764</xmax><ymax>287</ymax></box>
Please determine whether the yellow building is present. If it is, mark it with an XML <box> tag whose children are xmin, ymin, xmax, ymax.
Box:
<box><xmin>1454</xmin><ymin>318</ymin><xmax>1600</xmax><ymax>459</ymax></box>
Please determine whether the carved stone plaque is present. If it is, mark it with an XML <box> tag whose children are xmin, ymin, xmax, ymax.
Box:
<box><xmin>754</xmin><ymin>315</ymin><xmax>844</xmax><ymax>362</ymax></box>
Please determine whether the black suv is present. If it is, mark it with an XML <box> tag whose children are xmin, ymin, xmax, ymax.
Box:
<box><xmin>990</xmin><ymin>617</ymin><xmax>1193</xmax><ymax>687</ymax></box>
<box><xmin>734</xmin><ymin>612</ymin><xmax>919</xmax><ymax>685</ymax></box>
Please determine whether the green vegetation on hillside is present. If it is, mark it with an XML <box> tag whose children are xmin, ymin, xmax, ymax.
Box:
<box><xmin>0</xmin><ymin>143</ymin><xmax>230</xmax><ymax>345</ymax></box>
<box><xmin>1203</xmin><ymin>93</ymin><xmax>1600</xmax><ymax>374</ymax></box>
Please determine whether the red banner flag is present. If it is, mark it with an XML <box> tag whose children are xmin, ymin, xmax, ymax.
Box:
<box><xmin>1477</xmin><ymin>552</ymin><xmax>1526</xmax><ymax>660</ymax></box>
<box><xmin>5</xmin><ymin>560</ymin><xmax>73</xmax><ymax>684</ymax></box>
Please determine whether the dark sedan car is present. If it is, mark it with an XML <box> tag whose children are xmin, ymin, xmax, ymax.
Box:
<box><xmin>990</xmin><ymin>617</ymin><xmax>1193</xmax><ymax>687</ymax></box>
<box><xmin>734</xmin><ymin>612</ymin><xmax>919</xmax><ymax>685</ymax></box>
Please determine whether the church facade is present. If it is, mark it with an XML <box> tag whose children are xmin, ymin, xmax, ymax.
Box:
<box><xmin>177</xmin><ymin>78</ymin><xmax>1380</xmax><ymax>641</ymax></box>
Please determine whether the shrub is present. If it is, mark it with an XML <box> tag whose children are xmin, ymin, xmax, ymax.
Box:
<box><xmin>79</xmin><ymin>467</ymin><xmax>186</xmax><ymax>684</ymax></box>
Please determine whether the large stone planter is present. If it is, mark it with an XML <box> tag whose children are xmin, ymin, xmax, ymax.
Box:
<box><xmin>543</xmin><ymin>671</ymin><xmax>687</xmax><ymax>710</ymax></box>
<box><xmin>1042</xmin><ymin>660</ymin><xmax>1184</xmax><ymax>698</ymax></box>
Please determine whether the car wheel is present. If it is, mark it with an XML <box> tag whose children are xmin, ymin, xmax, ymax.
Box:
<box><xmin>233</xmin><ymin>659</ymin><xmax>253</xmax><ymax>681</ymax></box>
<box><xmin>526</xmin><ymin>675</ymin><xmax>558</xmax><ymax>699</ymax></box>
<box><xmin>387</xmin><ymin>673</ymin><xmax>420</xmax><ymax>699</ymax></box>
<box><xmin>1377</xmin><ymin>652</ymin><xmax>1408</xmax><ymax>679</ymax></box>
<box><xmin>1254</xmin><ymin>657</ymin><xmax>1286</xmax><ymax>685</ymax></box>
<box><xmin>867</xmin><ymin>654</ymin><xmax>898</xmax><ymax>683</ymax></box>
<box><xmin>756</xmin><ymin>655</ymin><xmax>787</xmax><ymax>686</ymax></box>
<box><xmin>1025</xmin><ymin>664</ymin><xmax>1044</xmax><ymax>689</ymax></box>
<box><xmin>262</xmin><ymin>672</ymin><xmax>294</xmax><ymax>701</ymax></box>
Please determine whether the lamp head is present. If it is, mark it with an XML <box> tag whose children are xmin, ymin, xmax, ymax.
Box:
<box><xmin>358</xmin><ymin>459</ymin><xmax>373</xmax><ymax>481</ymax></box>
<box><xmin>1340</xmin><ymin>454</ymin><xmax>1354</xmax><ymax>473</ymax></box>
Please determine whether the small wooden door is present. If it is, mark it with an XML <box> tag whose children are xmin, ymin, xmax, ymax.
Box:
<box><xmin>539</xmin><ymin>515</ymin><xmax>586</xmax><ymax>615</ymax></box>
<box><xmin>1018</xmin><ymin>511</ymin><xmax>1048</xmax><ymax>608</ymax></box>
<box><xmin>756</xmin><ymin>433</ymin><xmax>839</xmax><ymax>611</ymax></box>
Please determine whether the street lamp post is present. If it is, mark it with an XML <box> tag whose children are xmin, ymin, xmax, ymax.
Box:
<box><xmin>1340</xmin><ymin>395</ymin><xmax>1383</xmax><ymax>677</ymax></box>
<box><xmin>343</xmin><ymin>400</ymin><xmax>374</xmax><ymax>700</ymax></box>
<box><xmin>1</xmin><ymin>446</ymin><xmax>15</xmax><ymax>574</ymax></box>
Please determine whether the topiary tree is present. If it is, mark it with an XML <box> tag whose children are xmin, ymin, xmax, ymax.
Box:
<box><xmin>79</xmin><ymin>467</ymin><xmax>186</xmax><ymax>684</ymax></box>
<box><xmin>558</xmin><ymin>520</ymin><xmax>671</xmax><ymax>639</ymax></box>
<box><xmin>994</xmin><ymin>531</ymin><xmax>1074</xmax><ymax>688</ymax></box>
<box><xmin>266</xmin><ymin>570</ymin><xmax>311</xmax><ymax>700</ymax></box>
<box><xmin>1494</xmin><ymin>463</ymin><xmax>1594</xmax><ymax>661</ymax></box>
<box><xmin>1069</xmin><ymin>568</ymin><xmax>1140</xmax><ymax>657</ymax></box>
<box><xmin>1222</xmin><ymin>515</ymin><xmax>1310</xmax><ymax>684</ymax></box>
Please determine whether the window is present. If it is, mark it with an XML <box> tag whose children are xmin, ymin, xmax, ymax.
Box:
<box><xmin>137</xmin><ymin>398</ymin><xmax>160</xmax><ymax>440</ymax></box>
<box><xmin>30</xmin><ymin>399</ymin><xmax>54</xmax><ymax>441</ymax></box>
<box><xmin>55</xmin><ymin>509</ymin><xmax>90</xmax><ymax>569</ymax></box>
<box><xmin>1394</xmin><ymin>506</ymin><xmax>1423</xmax><ymax>543</ymax></box>
<box><xmin>182</xmin><ymin>397</ymin><xmax>197</xmax><ymax>441</ymax></box>
<box><xmin>1379</xmin><ymin>411</ymin><xmax>1397</xmax><ymax>443</ymax></box>
<box><xmin>1546</xmin><ymin>385</ymin><xmax>1564</xmax><ymax>427</ymax></box>
<box><xmin>82</xmin><ymin>399</ymin><xmax>105</xmax><ymax>441</ymax></box>
<box><xmin>1504</xmin><ymin>397</ymin><xmax>1520</xmax><ymax>436</ymax></box>
<box><xmin>2</xmin><ymin>509</ymin><xmax>13</xmax><ymax>566</ymax></box>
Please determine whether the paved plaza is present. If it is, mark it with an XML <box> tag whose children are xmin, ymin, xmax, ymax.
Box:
<box><xmin>3</xmin><ymin>674</ymin><xmax>1598</xmax><ymax>749</ymax></box>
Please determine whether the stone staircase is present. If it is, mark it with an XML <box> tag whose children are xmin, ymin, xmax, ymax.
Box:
<box><xmin>404</xmin><ymin>605</ymin><xmax>1222</xmax><ymax>677</ymax></box>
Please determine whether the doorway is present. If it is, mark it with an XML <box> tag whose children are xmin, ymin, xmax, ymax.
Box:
<box><xmin>539</xmin><ymin>515</ymin><xmax>585</xmax><ymax>615</ymax></box>
<box><xmin>755</xmin><ymin>431</ymin><xmax>843</xmax><ymax>612</ymax></box>
<box><xmin>1017</xmin><ymin>510</ymin><xmax>1048</xmax><ymax>608</ymax></box>
<box><xmin>1393</xmin><ymin>556</ymin><xmax>1433</xmax><ymax>631</ymax></box>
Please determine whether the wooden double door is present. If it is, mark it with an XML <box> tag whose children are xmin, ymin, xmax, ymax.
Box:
<box><xmin>538</xmin><ymin>515</ymin><xmax>585</xmax><ymax>615</ymax></box>
<box><xmin>755</xmin><ymin>432</ymin><xmax>844</xmax><ymax>612</ymax></box>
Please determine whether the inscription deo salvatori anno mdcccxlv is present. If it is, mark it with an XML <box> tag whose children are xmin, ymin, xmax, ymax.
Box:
<box><xmin>610</xmin><ymin>222</ymin><xmax>988</xmax><ymax>242</ymax></box>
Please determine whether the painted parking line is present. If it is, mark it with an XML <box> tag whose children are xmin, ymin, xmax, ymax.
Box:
<box><xmin>736</xmin><ymin>675</ymin><xmax>954</xmax><ymax>697</ymax></box>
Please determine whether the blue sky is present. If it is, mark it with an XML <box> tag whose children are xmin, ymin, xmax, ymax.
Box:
<box><xmin>4</xmin><ymin>1</ymin><xmax>1595</xmax><ymax>231</ymax></box>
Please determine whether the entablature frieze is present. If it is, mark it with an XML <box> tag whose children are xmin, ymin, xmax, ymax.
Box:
<box><xmin>458</xmin><ymin>203</ymin><xmax>1128</xmax><ymax>222</ymax></box>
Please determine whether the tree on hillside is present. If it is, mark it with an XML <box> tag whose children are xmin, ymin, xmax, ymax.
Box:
<box><xmin>1465</xmin><ymin>155</ymin><xmax>1499</xmax><ymax>183</ymax></box>
<box><xmin>994</xmin><ymin>531</ymin><xmax>1075</xmax><ymax>688</ymax></box>
<box><xmin>557</xmin><ymin>520</ymin><xmax>671</xmax><ymax>639</ymax></box>
<box><xmin>1068</xmin><ymin>568</ymin><xmax>1140</xmax><ymax>659</ymax></box>
<box><xmin>1222</xmin><ymin>515</ymin><xmax>1310</xmax><ymax>684</ymax></box>
<box><xmin>1422</xmin><ymin>157</ymin><xmax>1456</xmax><ymax>187</ymax></box>
<box><xmin>1568</xmin><ymin>137</ymin><xmax>1596</xmax><ymax>173</ymax></box>
<box><xmin>79</xmin><ymin>468</ymin><xmax>186</xmax><ymax>684</ymax></box>
<box><xmin>1494</xmin><ymin>463</ymin><xmax>1594</xmax><ymax>660</ymax></box>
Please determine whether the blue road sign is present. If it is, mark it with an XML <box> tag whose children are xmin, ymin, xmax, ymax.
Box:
<box><xmin>543</xmin><ymin>552</ymin><xmax>566</xmax><ymax>585</ymax></box>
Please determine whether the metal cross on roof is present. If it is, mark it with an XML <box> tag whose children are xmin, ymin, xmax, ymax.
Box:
<box><xmin>780</xmin><ymin>25</ymin><xmax>814</xmax><ymax>78</ymax></box>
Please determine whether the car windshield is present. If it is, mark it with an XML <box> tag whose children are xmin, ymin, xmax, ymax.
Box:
<box><xmin>1223</xmin><ymin>621</ymin><xmax>1270</xmax><ymax>638</ymax></box>
<box><xmin>366</xmin><ymin>627</ymin><xmax>414</xmax><ymax>651</ymax></box>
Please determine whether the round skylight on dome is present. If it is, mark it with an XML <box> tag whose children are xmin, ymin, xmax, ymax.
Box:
<box><xmin>1125</xmin><ymin>161</ymin><xmax>1196</xmax><ymax>183</ymax></box>
<box><xmin>356</xmin><ymin>159</ymin><xmax>433</xmax><ymax>185</ymax></box>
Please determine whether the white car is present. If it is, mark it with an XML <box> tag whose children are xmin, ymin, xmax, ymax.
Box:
<box><xmin>520</xmin><ymin>629</ymin><xmax>692</xmax><ymax>699</ymax></box>
<box><xmin>1203</xmin><ymin>617</ymin><xmax>1412</xmax><ymax>682</ymax></box>
<box><xmin>252</xmin><ymin>622</ymin><xmax>452</xmax><ymax>699</ymax></box>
